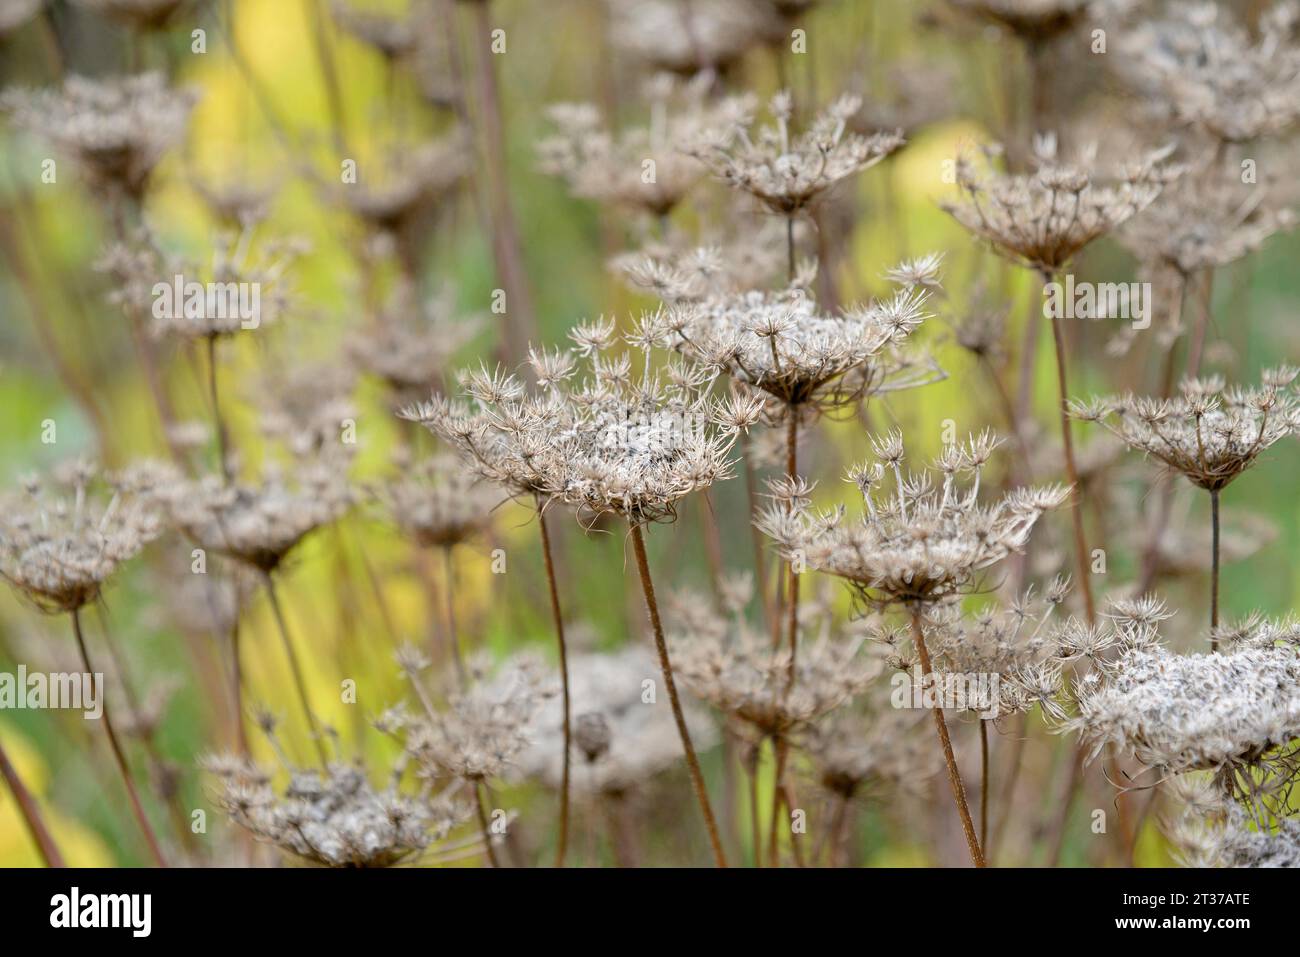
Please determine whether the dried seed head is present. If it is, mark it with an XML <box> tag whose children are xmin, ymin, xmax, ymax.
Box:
<box><xmin>2</xmin><ymin>72</ymin><xmax>196</xmax><ymax>201</ymax></box>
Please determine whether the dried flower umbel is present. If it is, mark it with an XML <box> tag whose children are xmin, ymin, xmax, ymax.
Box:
<box><xmin>205</xmin><ymin>717</ymin><xmax>476</xmax><ymax>868</ymax></box>
<box><xmin>332</xmin><ymin>134</ymin><xmax>469</xmax><ymax>278</ymax></box>
<box><xmin>1073</xmin><ymin>369</ymin><xmax>1300</xmax><ymax>634</ymax></box>
<box><xmin>158</xmin><ymin>447</ymin><xmax>353</xmax><ymax>763</ymax></box>
<box><xmin>613</xmin><ymin>228</ymin><xmax>787</xmax><ymax>304</ymax></box>
<box><xmin>762</xmin><ymin>432</ymin><xmax>1067</xmax><ymax>866</ymax></box>
<box><xmin>943</xmin><ymin>136</ymin><xmax>1180</xmax><ymax>622</ymax></box>
<box><xmin>391</xmin><ymin>652</ymin><xmax>554</xmax><ymax>867</ymax></box>
<box><xmin>660</xmin><ymin>263</ymin><xmax>940</xmax><ymax>414</ymax></box>
<box><xmin>607</xmin><ymin>0</ymin><xmax>774</xmax><ymax>76</ymax></box>
<box><xmin>0</xmin><ymin>459</ymin><xmax>160</xmax><ymax>615</ymax></box>
<box><xmin>761</xmin><ymin>432</ymin><xmax>1066</xmax><ymax>608</ymax></box>
<box><xmin>347</xmin><ymin>283</ymin><xmax>482</xmax><ymax>410</ymax></box>
<box><xmin>1069</xmin><ymin>611</ymin><xmax>1300</xmax><ymax>821</ymax></box>
<box><xmin>1117</xmin><ymin>1</ymin><xmax>1300</xmax><ymax>146</ymax></box>
<box><xmin>538</xmin><ymin>75</ymin><xmax>751</xmax><ymax>219</ymax></box>
<box><xmin>374</xmin><ymin>453</ymin><xmax>497</xmax><ymax>552</ymax></box>
<box><xmin>517</xmin><ymin>646</ymin><xmax>716</xmax><ymax>802</ymax></box>
<box><xmin>1171</xmin><ymin>806</ymin><xmax>1300</xmax><ymax>868</ymax></box>
<box><xmin>2</xmin><ymin>72</ymin><xmax>196</xmax><ymax>203</ymax></box>
<box><xmin>0</xmin><ymin>460</ymin><xmax>169</xmax><ymax>865</ymax></box>
<box><xmin>669</xmin><ymin>582</ymin><xmax>879</xmax><ymax>866</ymax></box>
<box><xmin>689</xmin><ymin>90</ymin><xmax>903</xmax><ymax>276</ymax></box>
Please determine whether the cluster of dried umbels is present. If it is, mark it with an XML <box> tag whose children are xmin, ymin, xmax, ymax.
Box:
<box><xmin>1</xmin><ymin>0</ymin><xmax>1298</xmax><ymax>871</ymax></box>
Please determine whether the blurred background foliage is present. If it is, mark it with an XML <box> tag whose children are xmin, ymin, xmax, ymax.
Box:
<box><xmin>0</xmin><ymin>0</ymin><xmax>1297</xmax><ymax>866</ymax></box>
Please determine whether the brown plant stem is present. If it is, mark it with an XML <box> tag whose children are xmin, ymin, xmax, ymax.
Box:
<box><xmin>783</xmin><ymin>411</ymin><xmax>800</xmax><ymax>681</ymax></box>
<box><xmin>441</xmin><ymin>545</ymin><xmax>467</xmax><ymax>686</ymax></box>
<box><xmin>745</xmin><ymin>752</ymin><xmax>762</xmax><ymax>868</ymax></box>
<box><xmin>229</xmin><ymin>618</ymin><xmax>249</xmax><ymax>755</ymax></box>
<box><xmin>628</xmin><ymin>520</ymin><xmax>728</xmax><ymax>867</ymax></box>
<box><xmin>468</xmin><ymin>0</ymin><xmax>536</xmax><ymax>365</ymax></box>
<box><xmin>0</xmin><ymin>736</ymin><xmax>65</xmax><ymax>867</ymax></box>
<box><xmin>205</xmin><ymin>334</ymin><xmax>231</xmax><ymax>481</ymax></box>
<box><xmin>698</xmin><ymin>493</ymin><xmax>726</xmax><ymax>605</ymax></box>
<box><xmin>989</xmin><ymin>712</ymin><xmax>1026</xmax><ymax>859</ymax></box>
<box><xmin>1210</xmin><ymin>488</ymin><xmax>1221</xmax><ymax>648</ymax></box>
<box><xmin>785</xmin><ymin>214</ymin><xmax>795</xmax><ymax>283</ymax></box>
<box><xmin>473</xmin><ymin>780</ymin><xmax>500</xmax><ymax>868</ymax></box>
<box><xmin>979</xmin><ymin>717</ymin><xmax>990</xmax><ymax>857</ymax></box>
<box><xmin>1044</xmin><ymin>274</ymin><xmax>1096</xmax><ymax>623</ymax></box>
<box><xmin>260</xmin><ymin>572</ymin><xmax>329</xmax><ymax>767</ymax></box>
<box><xmin>534</xmin><ymin>496</ymin><xmax>572</xmax><ymax>868</ymax></box>
<box><xmin>70</xmin><ymin>609</ymin><xmax>168</xmax><ymax>867</ymax></box>
<box><xmin>741</xmin><ymin>433</ymin><xmax>776</xmax><ymax>639</ymax></box>
<box><xmin>767</xmin><ymin>735</ymin><xmax>786</xmax><ymax>867</ymax></box>
<box><xmin>1185</xmin><ymin>268</ymin><xmax>1215</xmax><ymax>379</ymax></box>
<box><xmin>910</xmin><ymin>610</ymin><xmax>985</xmax><ymax>867</ymax></box>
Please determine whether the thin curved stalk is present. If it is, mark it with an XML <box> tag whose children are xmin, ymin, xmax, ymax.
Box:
<box><xmin>1210</xmin><ymin>488</ymin><xmax>1221</xmax><ymax>648</ymax></box>
<box><xmin>535</xmin><ymin>497</ymin><xmax>572</xmax><ymax>868</ymax></box>
<box><xmin>979</xmin><ymin>717</ymin><xmax>990</xmax><ymax>857</ymax></box>
<box><xmin>741</xmin><ymin>433</ymin><xmax>776</xmax><ymax>639</ymax></box>
<box><xmin>261</xmin><ymin>572</ymin><xmax>329</xmax><ymax>767</ymax></box>
<box><xmin>0</xmin><ymin>737</ymin><xmax>64</xmax><ymax>867</ymax></box>
<box><xmin>1044</xmin><ymin>273</ymin><xmax>1096</xmax><ymax>623</ymax></box>
<box><xmin>910</xmin><ymin>610</ymin><xmax>985</xmax><ymax>867</ymax></box>
<box><xmin>767</xmin><ymin>735</ymin><xmax>785</xmax><ymax>868</ymax></box>
<box><xmin>205</xmin><ymin>334</ymin><xmax>230</xmax><ymax>481</ymax></box>
<box><xmin>784</xmin><ymin>412</ymin><xmax>800</xmax><ymax>681</ymax></box>
<box><xmin>473</xmin><ymin>781</ymin><xmax>500</xmax><ymax>868</ymax></box>
<box><xmin>71</xmin><ymin>609</ymin><xmax>168</xmax><ymax>867</ymax></box>
<box><xmin>441</xmin><ymin>545</ymin><xmax>467</xmax><ymax>687</ymax></box>
<box><xmin>628</xmin><ymin>520</ymin><xmax>728</xmax><ymax>867</ymax></box>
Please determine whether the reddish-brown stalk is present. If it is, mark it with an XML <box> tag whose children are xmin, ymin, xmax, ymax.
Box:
<box><xmin>628</xmin><ymin>521</ymin><xmax>728</xmax><ymax>867</ymax></box>
<box><xmin>473</xmin><ymin>780</ymin><xmax>501</xmax><ymax>868</ymax></box>
<box><xmin>70</xmin><ymin>609</ymin><xmax>169</xmax><ymax>867</ymax></box>
<box><xmin>0</xmin><ymin>737</ymin><xmax>65</xmax><ymax>867</ymax></box>
<box><xmin>467</xmin><ymin>0</ymin><xmax>536</xmax><ymax>366</ymax></box>
<box><xmin>741</xmin><ymin>433</ymin><xmax>777</xmax><ymax>639</ymax></box>
<box><xmin>910</xmin><ymin>610</ymin><xmax>985</xmax><ymax>867</ymax></box>
<box><xmin>440</xmin><ymin>545</ymin><xmax>468</xmax><ymax>687</ymax></box>
<box><xmin>1043</xmin><ymin>270</ymin><xmax>1096</xmax><ymax>623</ymax></box>
<box><xmin>1210</xmin><ymin>488</ymin><xmax>1221</xmax><ymax>648</ymax></box>
<box><xmin>534</xmin><ymin>496</ymin><xmax>572</xmax><ymax>868</ymax></box>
